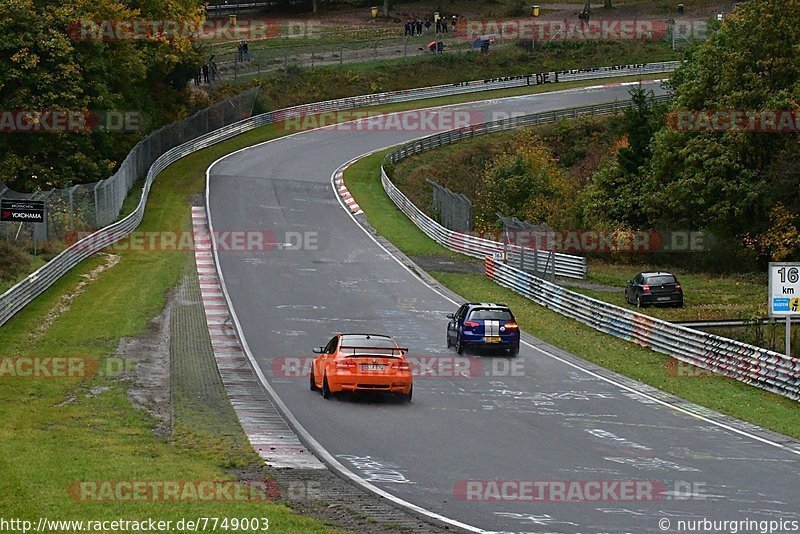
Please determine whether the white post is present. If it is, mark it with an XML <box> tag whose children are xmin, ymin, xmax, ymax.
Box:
<box><xmin>786</xmin><ymin>316</ymin><xmax>791</xmax><ymax>357</ymax></box>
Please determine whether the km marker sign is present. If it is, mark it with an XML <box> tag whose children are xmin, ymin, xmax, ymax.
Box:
<box><xmin>0</xmin><ymin>199</ymin><xmax>46</xmax><ymax>223</ymax></box>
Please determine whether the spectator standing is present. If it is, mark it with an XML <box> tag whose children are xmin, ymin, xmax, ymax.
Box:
<box><xmin>243</xmin><ymin>41</ymin><xmax>249</xmax><ymax>61</ymax></box>
<box><xmin>202</xmin><ymin>63</ymin><xmax>209</xmax><ymax>83</ymax></box>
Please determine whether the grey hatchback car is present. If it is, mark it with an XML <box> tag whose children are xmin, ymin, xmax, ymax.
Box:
<box><xmin>625</xmin><ymin>271</ymin><xmax>684</xmax><ymax>308</ymax></box>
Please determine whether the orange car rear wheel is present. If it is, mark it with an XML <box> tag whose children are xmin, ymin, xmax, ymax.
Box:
<box><xmin>322</xmin><ymin>374</ymin><xmax>332</xmax><ymax>399</ymax></box>
<box><xmin>310</xmin><ymin>368</ymin><xmax>318</xmax><ymax>391</ymax></box>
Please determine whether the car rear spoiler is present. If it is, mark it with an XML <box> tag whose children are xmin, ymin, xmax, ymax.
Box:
<box><xmin>339</xmin><ymin>346</ymin><xmax>408</xmax><ymax>356</ymax></box>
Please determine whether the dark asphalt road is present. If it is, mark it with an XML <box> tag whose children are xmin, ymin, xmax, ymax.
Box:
<box><xmin>208</xmin><ymin>83</ymin><xmax>800</xmax><ymax>533</ymax></box>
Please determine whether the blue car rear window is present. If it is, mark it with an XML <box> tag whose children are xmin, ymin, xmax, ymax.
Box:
<box><xmin>468</xmin><ymin>309</ymin><xmax>513</xmax><ymax>320</ymax></box>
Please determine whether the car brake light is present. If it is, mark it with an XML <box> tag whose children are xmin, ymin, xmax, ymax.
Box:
<box><xmin>642</xmin><ymin>284</ymin><xmax>651</xmax><ymax>293</ymax></box>
<box><xmin>464</xmin><ymin>321</ymin><xmax>480</xmax><ymax>328</ymax></box>
<box><xmin>395</xmin><ymin>361</ymin><xmax>410</xmax><ymax>371</ymax></box>
<box><xmin>675</xmin><ymin>283</ymin><xmax>682</xmax><ymax>292</ymax></box>
<box><xmin>336</xmin><ymin>360</ymin><xmax>356</xmax><ymax>370</ymax></box>
<box><xmin>503</xmin><ymin>322</ymin><xmax>518</xmax><ymax>329</ymax></box>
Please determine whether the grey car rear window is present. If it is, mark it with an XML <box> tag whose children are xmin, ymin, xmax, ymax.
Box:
<box><xmin>645</xmin><ymin>275</ymin><xmax>676</xmax><ymax>285</ymax></box>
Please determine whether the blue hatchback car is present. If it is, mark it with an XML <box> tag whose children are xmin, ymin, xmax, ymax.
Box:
<box><xmin>446</xmin><ymin>302</ymin><xmax>520</xmax><ymax>356</ymax></box>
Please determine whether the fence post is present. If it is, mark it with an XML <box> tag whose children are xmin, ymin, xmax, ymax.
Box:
<box><xmin>68</xmin><ymin>186</ymin><xmax>76</xmax><ymax>232</ymax></box>
<box><xmin>93</xmin><ymin>182</ymin><xmax>101</xmax><ymax>228</ymax></box>
<box><xmin>671</xmin><ymin>20</ymin><xmax>676</xmax><ymax>50</ymax></box>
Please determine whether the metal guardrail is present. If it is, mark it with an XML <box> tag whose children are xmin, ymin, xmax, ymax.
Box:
<box><xmin>486</xmin><ymin>257</ymin><xmax>800</xmax><ymax>401</ymax></box>
<box><xmin>675</xmin><ymin>318</ymin><xmax>800</xmax><ymax>329</ymax></box>
<box><xmin>380</xmin><ymin>96</ymin><xmax>673</xmax><ymax>279</ymax></box>
<box><xmin>0</xmin><ymin>61</ymin><xmax>678</xmax><ymax>328</ymax></box>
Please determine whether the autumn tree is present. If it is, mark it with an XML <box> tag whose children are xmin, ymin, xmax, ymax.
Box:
<box><xmin>642</xmin><ymin>0</ymin><xmax>800</xmax><ymax>262</ymax></box>
<box><xmin>478</xmin><ymin>129</ymin><xmax>577</xmax><ymax>231</ymax></box>
<box><xmin>0</xmin><ymin>0</ymin><xmax>204</xmax><ymax>192</ymax></box>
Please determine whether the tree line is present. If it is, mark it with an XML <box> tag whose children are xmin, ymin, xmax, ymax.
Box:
<box><xmin>0</xmin><ymin>0</ymin><xmax>205</xmax><ymax>192</ymax></box>
<box><xmin>474</xmin><ymin>0</ymin><xmax>798</xmax><ymax>270</ymax></box>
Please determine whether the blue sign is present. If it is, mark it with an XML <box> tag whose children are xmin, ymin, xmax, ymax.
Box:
<box><xmin>773</xmin><ymin>298</ymin><xmax>790</xmax><ymax>312</ymax></box>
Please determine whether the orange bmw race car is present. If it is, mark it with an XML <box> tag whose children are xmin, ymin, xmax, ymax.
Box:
<box><xmin>310</xmin><ymin>334</ymin><xmax>413</xmax><ymax>401</ymax></box>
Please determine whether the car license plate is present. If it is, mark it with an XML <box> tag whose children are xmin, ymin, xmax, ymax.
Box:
<box><xmin>657</xmin><ymin>296</ymin><xmax>671</xmax><ymax>301</ymax></box>
<box><xmin>361</xmin><ymin>364</ymin><xmax>385</xmax><ymax>371</ymax></box>
<box><xmin>484</xmin><ymin>336</ymin><xmax>501</xmax><ymax>342</ymax></box>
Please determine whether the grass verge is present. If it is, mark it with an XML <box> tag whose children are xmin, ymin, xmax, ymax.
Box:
<box><xmin>343</xmin><ymin>148</ymin><xmax>800</xmax><ymax>440</ymax></box>
<box><xmin>576</xmin><ymin>261</ymin><xmax>766</xmax><ymax>321</ymax></box>
<box><xmin>0</xmin><ymin>123</ymin><xmax>334</xmax><ymax>531</ymax></box>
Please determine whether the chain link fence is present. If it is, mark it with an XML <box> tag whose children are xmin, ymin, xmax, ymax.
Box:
<box><xmin>210</xmin><ymin>34</ymin><xmax>465</xmax><ymax>84</ymax></box>
<box><xmin>427</xmin><ymin>179</ymin><xmax>472</xmax><ymax>233</ymax></box>
<box><xmin>0</xmin><ymin>87</ymin><xmax>259</xmax><ymax>246</ymax></box>
<box><xmin>203</xmin><ymin>18</ymin><xmax>701</xmax><ymax>85</ymax></box>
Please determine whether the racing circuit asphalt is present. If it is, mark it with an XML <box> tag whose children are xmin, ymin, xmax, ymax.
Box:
<box><xmin>207</xmin><ymin>82</ymin><xmax>800</xmax><ymax>533</ymax></box>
